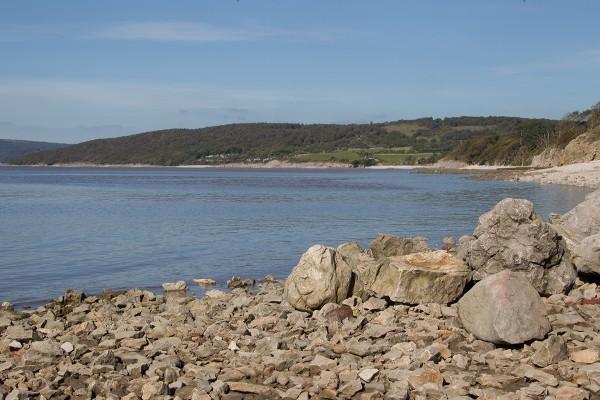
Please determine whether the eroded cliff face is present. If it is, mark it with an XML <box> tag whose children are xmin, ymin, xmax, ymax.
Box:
<box><xmin>532</xmin><ymin>128</ymin><xmax>600</xmax><ymax>167</ymax></box>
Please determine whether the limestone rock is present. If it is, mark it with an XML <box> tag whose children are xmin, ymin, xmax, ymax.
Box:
<box><xmin>310</xmin><ymin>354</ymin><xmax>337</xmax><ymax>372</ymax></box>
<box><xmin>408</xmin><ymin>368</ymin><xmax>443</xmax><ymax>390</ymax></box>
<box><xmin>458</xmin><ymin>271</ymin><xmax>550</xmax><ymax>344</ymax></box>
<box><xmin>572</xmin><ymin>234</ymin><xmax>600</xmax><ymax>275</ymax></box>
<box><xmin>227</xmin><ymin>382</ymin><xmax>273</xmax><ymax>395</ymax></box>
<box><xmin>369</xmin><ymin>250</ymin><xmax>471</xmax><ymax>304</ymax></box>
<box><xmin>554</xmin><ymin>189</ymin><xmax>600</xmax><ymax>242</ymax></box>
<box><xmin>551</xmin><ymin>190</ymin><xmax>600</xmax><ymax>278</ymax></box>
<box><xmin>337</xmin><ymin>242</ymin><xmax>385</xmax><ymax>298</ymax></box>
<box><xmin>339</xmin><ymin>380</ymin><xmax>363</xmax><ymax>397</ymax></box>
<box><xmin>227</xmin><ymin>276</ymin><xmax>255</xmax><ymax>288</ymax></box>
<box><xmin>162</xmin><ymin>280</ymin><xmax>187</xmax><ymax>291</ymax></box>
<box><xmin>141</xmin><ymin>381</ymin><xmax>164</xmax><ymax>400</ymax></box>
<box><xmin>204</xmin><ymin>289</ymin><xmax>225</xmax><ymax>299</ymax></box>
<box><xmin>23</xmin><ymin>340</ymin><xmax>61</xmax><ymax>364</ymax></box>
<box><xmin>514</xmin><ymin>365</ymin><xmax>558</xmax><ymax>387</ymax></box>
<box><xmin>359</xmin><ymin>368</ymin><xmax>379</xmax><ymax>383</ymax></box>
<box><xmin>8</xmin><ymin>340</ymin><xmax>22</xmax><ymax>351</ymax></box>
<box><xmin>531</xmin><ymin>335</ymin><xmax>568</xmax><ymax>367</ymax></box>
<box><xmin>570</xmin><ymin>348</ymin><xmax>600</xmax><ymax>364</ymax></box>
<box><xmin>61</xmin><ymin>341</ymin><xmax>75</xmax><ymax>354</ymax></box>
<box><xmin>193</xmin><ymin>278</ymin><xmax>216</xmax><ymax>286</ymax></box>
<box><xmin>555</xmin><ymin>386</ymin><xmax>590</xmax><ymax>400</ymax></box>
<box><xmin>6</xmin><ymin>325</ymin><xmax>34</xmax><ymax>341</ymax></box>
<box><xmin>284</xmin><ymin>245</ymin><xmax>353</xmax><ymax>311</ymax></box>
<box><xmin>317</xmin><ymin>303</ymin><xmax>354</xmax><ymax>323</ymax></box>
<box><xmin>370</xmin><ymin>234</ymin><xmax>430</xmax><ymax>259</ymax></box>
<box><xmin>457</xmin><ymin>198</ymin><xmax>575</xmax><ymax>295</ymax></box>
<box><xmin>362</xmin><ymin>297</ymin><xmax>388</xmax><ymax>312</ymax></box>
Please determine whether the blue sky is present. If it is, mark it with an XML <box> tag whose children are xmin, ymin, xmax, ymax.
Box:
<box><xmin>1</xmin><ymin>0</ymin><xmax>599</xmax><ymax>143</ymax></box>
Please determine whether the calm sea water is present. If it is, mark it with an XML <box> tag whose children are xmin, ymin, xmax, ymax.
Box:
<box><xmin>0</xmin><ymin>167</ymin><xmax>589</xmax><ymax>306</ymax></box>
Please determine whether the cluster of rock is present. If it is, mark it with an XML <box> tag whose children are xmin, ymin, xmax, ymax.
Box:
<box><xmin>1</xmin><ymin>190</ymin><xmax>599</xmax><ymax>399</ymax></box>
<box><xmin>0</xmin><ymin>268</ymin><xmax>597</xmax><ymax>400</ymax></box>
<box><xmin>3</xmin><ymin>275</ymin><xmax>600</xmax><ymax>399</ymax></box>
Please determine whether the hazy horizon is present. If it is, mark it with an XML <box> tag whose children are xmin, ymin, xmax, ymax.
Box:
<box><xmin>1</xmin><ymin>0</ymin><xmax>599</xmax><ymax>143</ymax></box>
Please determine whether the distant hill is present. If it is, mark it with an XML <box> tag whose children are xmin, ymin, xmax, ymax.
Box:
<box><xmin>0</xmin><ymin>139</ymin><xmax>68</xmax><ymax>163</ymax></box>
<box><xmin>11</xmin><ymin>116</ymin><xmax>559</xmax><ymax>166</ymax></box>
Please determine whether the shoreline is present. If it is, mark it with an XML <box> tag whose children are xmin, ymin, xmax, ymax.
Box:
<box><xmin>3</xmin><ymin>160</ymin><xmax>600</xmax><ymax>189</ymax></box>
<box><xmin>470</xmin><ymin>161</ymin><xmax>600</xmax><ymax>189</ymax></box>
<box><xmin>0</xmin><ymin>161</ymin><xmax>523</xmax><ymax>171</ymax></box>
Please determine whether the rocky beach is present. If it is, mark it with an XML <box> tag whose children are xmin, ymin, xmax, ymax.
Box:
<box><xmin>1</xmin><ymin>189</ymin><xmax>599</xmax><ymax>400</ymax></box>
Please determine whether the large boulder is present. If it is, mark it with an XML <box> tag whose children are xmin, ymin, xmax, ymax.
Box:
<box><xmin>457</xmin><ymin>198</ymin><xmax>575</xmax><ymax>295</ymax></box>
<box><xmin>551</xmin><ymin>189</ymin><xmax>600</xmax><ymax>276</ymax></box>
<box><xmin>556</xmin><ymin>189</ymin><xmax>600</xmax><ymax>240</ymax></box>
<box><xmin>284</xmin><ymin>245</ymin><xmax>353</xmax><ymax>312</ymax></box>
<box><xmin>552</xmin><ymin>190</ymin><xmax>600</xmax><ymax>242</ymax></box>
<box><xmin>369</xmin><ymin>234</ymin><xmax>430</xmax><ymax>259</ymax></box>
<box><xmin>368</xmin><ymin>250</ymin><xmax>471</xmax><ymax>304</ymax></box>
<box><xmin>458</xmin><ymin>271</ymin><xmax>550</xmax><ymax>345</ymax></box>
<box><xmin>336</xmin><ymin>242</ymin><xmax>385</xmax><ymax>299</ymax></box>
<box><xmin>572</xmin><ymin>234</ymin><xmax>600</xmax><ymax>275</ymax></box>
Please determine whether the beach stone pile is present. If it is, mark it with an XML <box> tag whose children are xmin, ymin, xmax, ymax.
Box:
<box><xmin>1</xmin><ymin>189</ymin><xmax>599</xmax><ymax>399</ymax></box>
<box><xmin>2</xmin><ymin>278</ymin><xmax>600</xmax><ymax>399</ymax></box>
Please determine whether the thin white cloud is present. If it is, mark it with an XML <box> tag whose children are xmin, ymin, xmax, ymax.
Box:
<box><xmin>98</xmin><ymin>21</ymin><xmax>332</xmax><ymax>42</ymax></box>
<box><xmin>0</xmin><ymin>21</ymin><xmax>334</xmax><ymax>43</ymax></box>
<box><xmin>493</xmin><ymin>49</ymin><xmax>600</xmax><ymax>76</ymax></box>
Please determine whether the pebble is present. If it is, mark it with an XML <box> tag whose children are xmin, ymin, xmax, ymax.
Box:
<box><xmin>358</xmin><ymin>367</ymin><xmax>379</xmax><ymax>382</ymax></box>
<box><xmin>60</xmin><ymin>341</ymin><xmax>74</xmax><ymax>354</ymax></box>
<box><xmin>8</xmin><ymin>340</ymin><xmax>22</xmax><ymax>351</ymax></box>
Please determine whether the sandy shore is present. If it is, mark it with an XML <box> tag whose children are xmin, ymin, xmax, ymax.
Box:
<box><xmin>516</xmin><ymin>160</ymin><xmax>600</xmax><ymax>189</ymax></box>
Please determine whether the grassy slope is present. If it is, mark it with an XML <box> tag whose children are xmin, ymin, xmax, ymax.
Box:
<box><xmin>292</xmin><ymin>149</ymin><xmax>435</xmax><ymax>164</ymax></box>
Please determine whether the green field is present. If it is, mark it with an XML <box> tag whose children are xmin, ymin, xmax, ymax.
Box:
<box><xmin>292</xmin><ymin>148</ymin><xmax>436</xmax><ymax>165</ymax></box>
